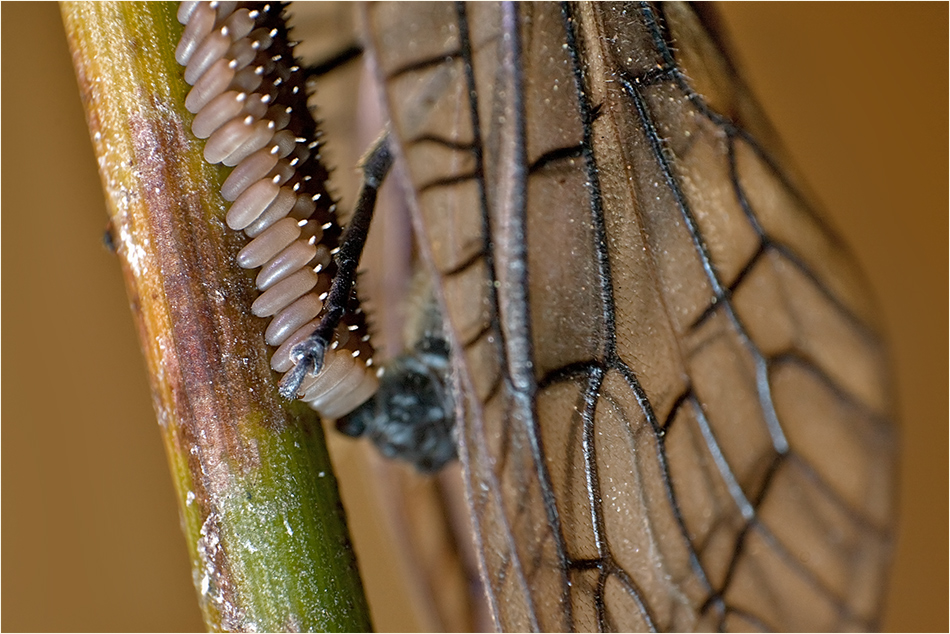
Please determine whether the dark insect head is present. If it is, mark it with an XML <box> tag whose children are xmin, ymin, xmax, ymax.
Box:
<box><xmin>337</xmin><ymin>332</ymin><xmax>456</xmax><ymax>473</ymax></box>
<box><xmin>337</xmin><ymin>283</ymin><xmax>458</xmax><ymax>473</ymax></box>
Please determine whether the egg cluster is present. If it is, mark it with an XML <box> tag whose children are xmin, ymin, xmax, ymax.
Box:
<box><xmin>176</xmin><ymin>1</ymin><xmax>378</xmax><ymax>419</ymax></box>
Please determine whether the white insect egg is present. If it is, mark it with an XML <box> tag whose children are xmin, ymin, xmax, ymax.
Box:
<box><xmin>176</xmin><ymin>1</ymin><xmax>377</xmax><ymax>419</ymax></box>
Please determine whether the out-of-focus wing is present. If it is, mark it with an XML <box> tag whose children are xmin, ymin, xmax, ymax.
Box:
<box><xmin>364</xmin><ymin>2</ymin><xmax>897</xmax><ymax>630</ymax></box>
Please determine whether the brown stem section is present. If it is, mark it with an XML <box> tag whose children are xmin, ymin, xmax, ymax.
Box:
<box><xmin>60</xmin><ymin>3</ymin><xmax>371</xmax><ymax>631</ymax></box>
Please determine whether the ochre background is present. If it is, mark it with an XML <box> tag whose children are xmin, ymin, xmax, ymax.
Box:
<box><xmin>3</xmin><ymin>3</ymin><xmax>945</xmax><ymax>631</ymax></box>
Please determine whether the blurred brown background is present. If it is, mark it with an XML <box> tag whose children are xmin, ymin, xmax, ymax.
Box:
<box><xmin>2</xmin><ymin>3</ymin><xmax>945</xmax><ymax>631</ymax></box>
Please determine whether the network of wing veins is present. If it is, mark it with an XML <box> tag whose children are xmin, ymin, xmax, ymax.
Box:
<box><xmin>520</xmin><ymin>2</ymin><xmax>889</xmax><ymax>630</ymax></box>
<box><xmin>375</xmin><ymin>1</ymin><xmax>887</xmax><ymax>630</ymax></box>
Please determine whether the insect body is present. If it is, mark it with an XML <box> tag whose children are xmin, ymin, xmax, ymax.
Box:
<box><xmin>177</xmin><ymin>1</ymin><xmax>896</xmax><ymax>631</ymax></box>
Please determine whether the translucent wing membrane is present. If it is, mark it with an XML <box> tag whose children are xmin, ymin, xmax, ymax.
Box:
<box><xmin>365</xmin><ymin>2</ymin><xmax>896</xmax><ymax>631</ymax></box>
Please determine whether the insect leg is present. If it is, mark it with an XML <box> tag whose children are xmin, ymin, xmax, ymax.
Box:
<box><xmin>279</xmin><ymin>132</ymin><xmax>394</xmax><ymax>399</ymax></box>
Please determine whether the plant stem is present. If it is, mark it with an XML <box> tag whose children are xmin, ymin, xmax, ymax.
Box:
<box><xmin>60</xmin><ymin>3</ymin><xmax>372</xmax><ymax>631</ymax></box>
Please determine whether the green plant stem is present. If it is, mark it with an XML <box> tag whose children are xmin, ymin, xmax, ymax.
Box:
<box><xmin>60</xmin><ymin>3</ymin><xmax>372</xmax><ymax>631</ymax></box>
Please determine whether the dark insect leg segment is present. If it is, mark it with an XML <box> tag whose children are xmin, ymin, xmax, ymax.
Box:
<box><xmin>279</xmin><ymin>133</ymin><xmax>394</xmax><ymax>399</ymax></box>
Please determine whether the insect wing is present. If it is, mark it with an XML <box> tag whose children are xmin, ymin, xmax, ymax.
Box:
<box><xmin>365</xmin><ymin>2</ymin><xmax>897</xmax><ymax>631</ymax></box>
